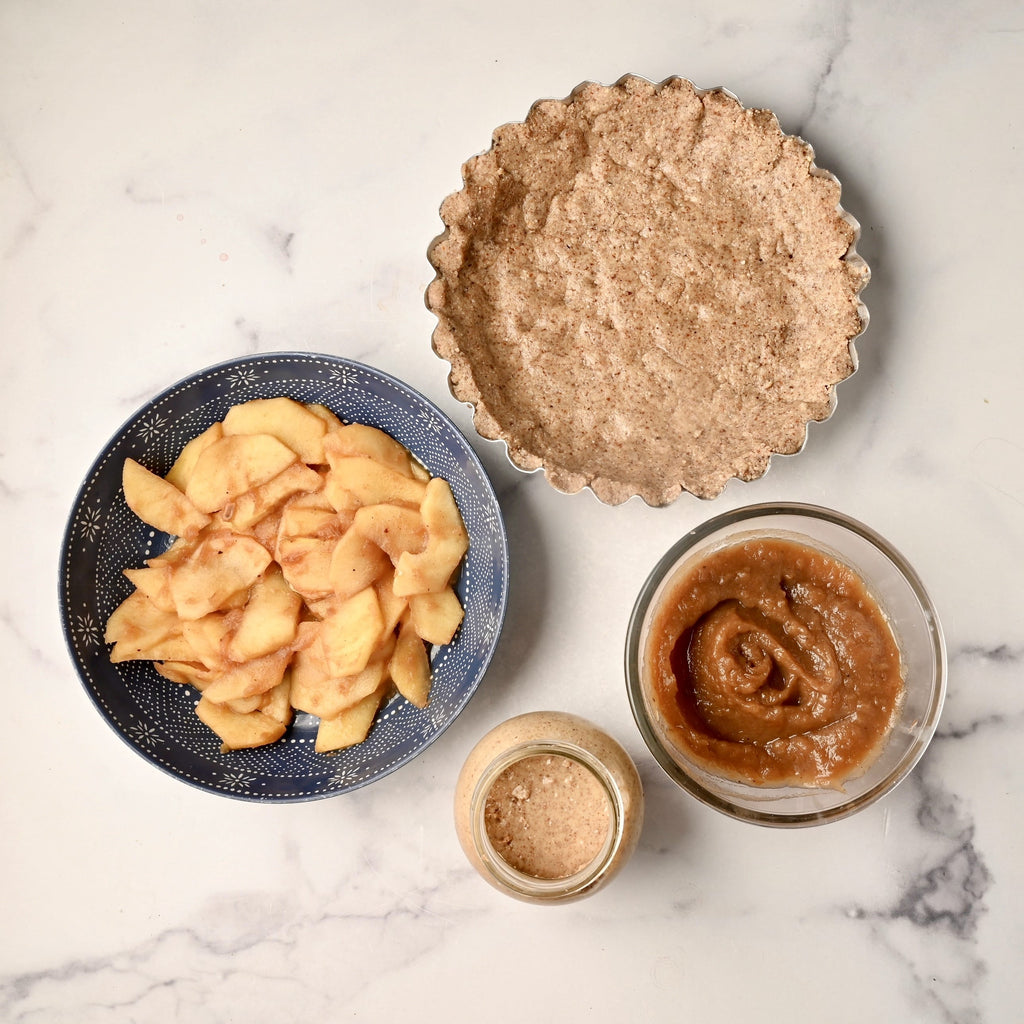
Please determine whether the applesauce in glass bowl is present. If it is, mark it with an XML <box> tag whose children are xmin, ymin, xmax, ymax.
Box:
<box><xmin>625</xmin><ymin>503</ymin><xmax>945</xmax><ymax>826</ymax></box>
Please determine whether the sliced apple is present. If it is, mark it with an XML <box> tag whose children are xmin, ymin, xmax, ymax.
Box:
<box><xmin>408</xmin><ymin>586</ymin><xmax>464</xmax><ymax>646</ymax></box>
<box><xmin>105</xmin><ymin>589</ymin><xmax>179</xmax><ymax>646</ymax></box>
<box><xmin>315</xmin><ymin>688</ymin><xmax>386</xmax><ymax>753</ymax></box>
<box><xmin>122</xmin><ymin>458</ymin><xmax>211</xmax><ymax>538</ymax></box>
<box><xmin>185</xmin><ymin>433</ymin><xmax>298</xmax><ymax>514</ymax></box>
<box><xmin>181</xmin><ymin>612</ymin><xmax>236</xmax><ymax>670</ymax></box>
<box><xmin>165</xmin><ymin>422</ymin><xmax>224</xmax><ymax>491</ymax></box>
<box><xmin>223</xmin><ymin>462</ymin><xmax>324</xmax><ymax>531</ymax></box>
<box><xmin>392</xmin><ymin>478</ymin><xmax>468</xmax><ymax>596</ymax></box>
<box><xmin>168</xmin><ymin>531</ymin><xmax>272</xmax><ymax>620</ymax></box>
<box><xmin>222</xmin><ymin>396</ymin><xmax>328</xmax><ymax>466</ymax></box>
<box><xmin>324</xmin><ymin>456</ymin><xmax>427</xmax><ymax>512</ymax></box>
<box><xmin>276</xmin><ymin>535</ymin><xmax>336</xmax><ymax>600</ymax></box>
<box><xmin>200</xmin><ymin>647</ymin><xmax>291</xmax><ymax>704</ymax></box>
<box><xmin>259</xmin><ymin>675</ymin><xmax>294</xmax><ymax>727</ymax></box>
<box><xmin>226</xmin><ymin>564</ymin><xmax>303</xmax><ymax>662</ymax></box>
<box><xmin>351</xmin><ymin>504</ymin><xmax>426</xmax><ymax>564</ymax></box>
<box><xmin>290</xmin><ymin>633</ymin><xmax>386</xmax><ymax>719</ymax></box>
<box><xmin>324</xmin><ymin>423</ymin><xmax>417</xmax><ymax>478</ymax></box>
<box><xmin>122</xmin><ymin>565</ymin><xmax>176</xmax><ymax>613</ymax></box>
<box><xmin>196</xmin><ymin>698</ymin><xmax>287</xmax><ymax>751</ymax></box>
<box><xmin>305</xmin><ymin>402</ymin><xmax>344</xmax><ymax>433</ymax></box>
<box><xmin>320</xmin><ymin>587</ymin><xmax>384</xmax><ymax>677</ymax></box>
<box><xmin>389</xmin><ymin>616</ymin><xmax>432</xmax><ymax>708</ymax></box>
<box><xmin>327</xmin><ymin>527</ymin><xmax>392</xmax><ymax>601</ymax></box>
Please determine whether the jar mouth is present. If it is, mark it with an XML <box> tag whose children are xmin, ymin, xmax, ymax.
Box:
<box><xmin>469</xmin><ymin>740</ymin><xmax>625</xmax><ymax>901</ymax></box>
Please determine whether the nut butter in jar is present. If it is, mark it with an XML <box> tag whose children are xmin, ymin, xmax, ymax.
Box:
<box><xmin>454</xmin><ymin>711</ymin><xmax>643</xmax><ymax>903</ymax></box>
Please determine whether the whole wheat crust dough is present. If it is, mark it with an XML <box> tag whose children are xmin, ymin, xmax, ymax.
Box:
<box><xmin>427</xmin><ymin>76</ymin><xmax>869</xmax><ymax>504</ymax></box>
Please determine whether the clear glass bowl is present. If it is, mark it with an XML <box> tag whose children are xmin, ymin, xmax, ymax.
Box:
<box><xmin>625</xmin><ymin>503</ymin><xmax>946</xmax><ymax>827</ymax></box>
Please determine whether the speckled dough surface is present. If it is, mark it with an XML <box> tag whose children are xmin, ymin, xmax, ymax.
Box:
<box><xmin>427</xmin><ymin>76</ymin><xmax>869</xmax><ymax>504</ymax></box>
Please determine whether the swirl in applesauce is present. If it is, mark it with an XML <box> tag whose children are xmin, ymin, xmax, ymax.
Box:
<box><xmin>646</xmin><ymin>537</ymin><xmax>904</xmax><ymax>788</ymax></box>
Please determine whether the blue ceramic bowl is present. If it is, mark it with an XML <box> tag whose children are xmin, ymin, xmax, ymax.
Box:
<box><xmin>60</xmin><ymin>353</ymin><xmax>509</xmax><ymax>802</ymax></box>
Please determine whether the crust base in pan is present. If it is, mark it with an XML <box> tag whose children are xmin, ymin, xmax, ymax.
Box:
<box><xmin>427</xmin><ymin>76</ymin><xmax>869</xmax><ymax>505</ymax></box>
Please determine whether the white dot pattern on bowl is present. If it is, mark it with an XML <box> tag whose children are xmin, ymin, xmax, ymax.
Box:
<box><xmin>59</xmin><ymin>353</ymin><xmax>510</xmax><ymax>802</ymax></box>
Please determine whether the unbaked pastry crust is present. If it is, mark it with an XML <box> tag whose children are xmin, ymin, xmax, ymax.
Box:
<box><xmin>427</xmin><ymin>75</ymin><xmax>869</xmax><ymax>505</ymax></box>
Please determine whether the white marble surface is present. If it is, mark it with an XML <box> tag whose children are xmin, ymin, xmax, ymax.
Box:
<box><xmin>2</xmin><ymin>1</ymin><xmax>1022</xmax><ymax>1021</ymax></box>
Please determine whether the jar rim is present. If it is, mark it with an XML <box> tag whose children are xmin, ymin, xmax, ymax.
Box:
<box><xmin>469</xmin><ymin>739</ymin><xmax>626</xmax><ymax>901</ymax></box>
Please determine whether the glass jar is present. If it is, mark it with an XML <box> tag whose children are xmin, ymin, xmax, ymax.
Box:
<box><xmin>454</xmin><ymin>711</ymin><xmax>643</xmax><ymax>903</ymax></box>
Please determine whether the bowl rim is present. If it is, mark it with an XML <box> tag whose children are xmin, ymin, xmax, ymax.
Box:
<box><xmin>624</xmin><ymin>501</ymin><xmax>947</xmax><ymax>827</ymax></box>
<box><xmin>59</xmin><ymin>350</ymin><xmax>510</xmax><ymax>802</ymax></box>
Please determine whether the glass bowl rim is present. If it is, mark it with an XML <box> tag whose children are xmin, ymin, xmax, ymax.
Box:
<box><xmin>624</xmin><ymin>501</ymin><xmax>947</xmax><ymax>827</ymax></box>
